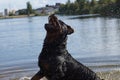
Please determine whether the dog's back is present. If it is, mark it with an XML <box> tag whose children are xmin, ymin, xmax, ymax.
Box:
<box><xmin>62</xmin><ymin>53</ymin><xmax>101</xmax><ymax>80</ymax></box>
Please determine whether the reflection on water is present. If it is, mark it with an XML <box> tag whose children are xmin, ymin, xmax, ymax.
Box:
<box><xmin>99</xmin><ymin>18</ymin><xmax>120</xmax><ymax>56</ymax></box>
<box><xmin>67</xmin><ymin>17</ymin><xmax>120</xmax><ymax>58</ymax></box>
<box><xmin>0</xmin><ymin>16</ymin><xmax>120</xmax><ymax>79</ymax></box>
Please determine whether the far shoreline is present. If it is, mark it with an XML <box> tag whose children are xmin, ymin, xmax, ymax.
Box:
<box><xmin>0</xmin><ymin>14</ymin><xmax>120</xmax><ymax>20</ymax></box>
<box><xmin>0</xmin><ymin>14</ymin><xmax>102</xmax><ymax>20</ymax></box>
<box><xmin>0</xmin><ymin>15</ymin><xmax>36</xmax><ymax>20</ymax></box>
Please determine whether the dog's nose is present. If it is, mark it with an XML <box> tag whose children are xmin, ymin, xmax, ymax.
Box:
<box><xmin>45</xmin><ymin>24</ymin><xmax>50</xmax><ymax>30</ymax></box>
<box><xmin>45</xmin><ymin>23</ymin><xmax>55</xmax><ymax>32</ymax></box>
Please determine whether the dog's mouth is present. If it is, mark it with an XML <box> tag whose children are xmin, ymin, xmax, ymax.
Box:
<box><xmin>45</xmin><ymin>14</ymin><xmax>74</xmax><ymax>35</ymax></box>
<box><xmin>45</xmin><ymin>14</ymin><xmax>61</xmax><ymax>33</ymax></box>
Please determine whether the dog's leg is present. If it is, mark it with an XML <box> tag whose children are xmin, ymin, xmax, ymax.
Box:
<box><xmin>31</xmin><ymin>71</ymin><xmax>44</xmax><ymax>80</ymax></box>
<box><xmin>50</xmin><ymin>62</ymin><xmax>67</xmax><ymax>80</ymax></box>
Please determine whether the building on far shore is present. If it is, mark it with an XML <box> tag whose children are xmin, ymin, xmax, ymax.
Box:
<box><xmin>0</xmin><ymin>12</ymin><xmax>3</xmax><ymax>17</ymax></box>
<box><xmin>14</xmin><ymin>3</ymin><xmax>61</xmax><ymax>16</ymax></box>
<box><xmin>35</xmin><ymin>3</ymin><xmax>61</xmax><ymax>15</ymax></box>
<box><xmin>4</xmin><ymin>9</ymin><xmax>8</xmax><ymax>16</ymax></box>
<box><xmin>55</xmin><ymin>3</ymin><xmax>61</xmax><ymax>8</ymax></box>
<box><xmin>9</xmin><ymin>10</ymin><xmax>16</xmax><ymax>15</ymax></box>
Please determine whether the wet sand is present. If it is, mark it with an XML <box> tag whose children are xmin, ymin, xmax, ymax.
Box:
<box><xmin>0</xmin><ymin>70</ymin><xmax>120</xmax><ymax>80</ymax></box>
<box><xmin>97</xmin><ymin>70</ymin><xmax>120</xmax><ymax>80</ymax></box>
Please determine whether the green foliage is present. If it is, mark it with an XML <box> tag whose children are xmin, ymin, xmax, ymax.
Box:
<box><xmin>27</xmin><ymin>2</ymin><xmax>33</xmax><ymax>16</ymax></box>
<box><xmin>9</xmin><ymin>12</ymin><xmax>14</xmax><ymax>16</ymax></box>
<box><xmin>90</xmin><ymin>0</ymin><xmax>96</xmax><ymax>7</ymax></box>
<box><xmin>58</xmin><ymin>0</ymin><xmax>92</xmax><ymax>15</ymax></box>
<box><xmin>58</xmin><ymin>0</ymin><xmax>120</xmax><ymax>17</ymax></box>
<box><xmin>58</xmin><ymin>0</ymin><xmax>89</xmax><ymax>15</ymax></box>
<box><xmin>99</xmin><ymin>0</ymin><xmax>120</xmax><ymax>16</ymax></box>
<box><xmin>18</xmin><ymin>9</ymin><xmax>27</xmax><ymax>15</ymax></box>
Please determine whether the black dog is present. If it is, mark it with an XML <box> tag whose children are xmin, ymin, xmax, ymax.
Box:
<box><xmin>31</xmin><ymin>14</ymin><xmax>102</xmax><ymax>80</ymax></box>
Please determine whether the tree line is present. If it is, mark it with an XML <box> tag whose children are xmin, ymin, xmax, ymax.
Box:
<box><xmin>58</xmin><ymin>0</ymin><xmax>120</xmax><ymax>17</ymax></box>
<box><xmin>16</xmin><ymin>2</ymin><xmax>33</xmax><ymax>16</ymax></box>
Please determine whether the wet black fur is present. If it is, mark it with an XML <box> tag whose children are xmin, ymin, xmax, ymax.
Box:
<box><xmin>31</xmin><ymin>20</ymin><xmax>102</xmax><ymax>80</ymax></box>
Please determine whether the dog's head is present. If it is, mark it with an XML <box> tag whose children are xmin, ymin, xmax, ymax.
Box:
<box><xmin>44</xmin><ymin>14</ymin><xmax>74</xmax><ymax>43</ymax></box>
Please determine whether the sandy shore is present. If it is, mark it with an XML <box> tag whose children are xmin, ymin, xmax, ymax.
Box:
<box><xmin>0</xmin><ymin>70</ymin><xmax>119</xmax><ymax>80</ymax></box>
<box><xmin>97</xmin><ymin>70</ymin><xmax>120</xmax><ymax>80</ymax></box>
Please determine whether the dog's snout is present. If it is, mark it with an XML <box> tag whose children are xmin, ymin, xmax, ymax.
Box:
<box><xmin>67</xmin><ymin>26</ymin><xmax>74</xmax><ymax>35</ymax></box>
<box><xmin>45</xmin><ymin>24</ymin><xmax>53</xmax><ymax>31</ymax></box>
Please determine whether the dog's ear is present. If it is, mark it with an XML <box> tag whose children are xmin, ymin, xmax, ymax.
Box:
<box><xmin>67</xmin><ymin>25</ymin><xmax>74</xmax><ymax>35</ymax></box>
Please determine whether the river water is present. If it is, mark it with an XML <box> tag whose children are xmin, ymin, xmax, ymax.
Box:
<box><xmin>0</xmin><ymin>16</ymin><xmax>120</xmax><ymax>80</ymax></box>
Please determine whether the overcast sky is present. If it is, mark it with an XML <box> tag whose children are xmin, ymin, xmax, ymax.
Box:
<box><xmin>0</xmin><ymin>0</ymin><xmax>75</xmax><ymax>12</ymax></box>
